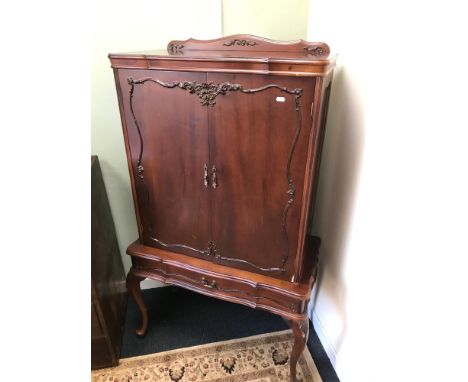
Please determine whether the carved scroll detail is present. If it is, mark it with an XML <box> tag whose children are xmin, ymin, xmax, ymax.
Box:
<box><xmin>128</xmin><ymin>78</ymin><xmax>243</xmax><ymax>107</ymax></box>
<box><xmin>168</xmin><ymin>43</ymin><xmax>184</xmax><ymax>53</ymax></box>
<box><xmin>149</xmin><ymin>236</ymin><xmax>213</xmax><ymax>257</ymax></box>
<box><xmin>281</xmin><ymin>88</ymin><xmax>303</xmax><ymax>268</ymax></box>
<box><xmin>136</xmin><ymin>164</ymin><xmax>144</xmax><ymax>179</ymax></box>
<box><xmin>223</xmin><ymin>39</ymin><xmax>257</xmax><ymax>47</ymax></box>
<box><xmin>167</xmin><ymin>35</ymin><xmax>330</xmax><ymax>57</ymax></box>
<box><xmin>304</xmin><ymin>46</ymin><xmax>324</xmax><ymax>56</ymax></box>
<box><xmin>127</xmin><ymin>77</ymin><xmax>303</xmax><ymax>272</ymax></box>
<box><xmin>134</xmin><ymin>267</ymin><xmax>303</xmax><ymax>313</ymax></box>
<box><xmin>128</xmin><ymin>79</ymin><xmax>144</xmax><ymax>177</ymax></box>
<box><xmin>180</xmin><ymin>82</ymin><xmax>242</xmax><ymax>106</ymax></box>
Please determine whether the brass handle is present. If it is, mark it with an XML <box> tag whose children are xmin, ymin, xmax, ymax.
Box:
<box><xmin>201</xmin><ymin>277</ymin><xmax>217</xmax><ymax>289</ymax></box>
<box><xmin>211</xmin><ymin>165</ymin><xmax>218</xmax><ymax>189</ymax></box>
<box><xmin>203</xmin><ymin>164</ymin><xmax>209</xmax><ymax>187</ymax></box>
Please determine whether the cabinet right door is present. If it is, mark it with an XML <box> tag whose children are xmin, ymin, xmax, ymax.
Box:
<box><xmin>208</xmin><ymin>73</ymin><xmax>316</xmax><ymax>281</ymax></box>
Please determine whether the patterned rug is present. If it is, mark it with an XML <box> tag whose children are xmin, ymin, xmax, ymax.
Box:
<box><xmin>91</xmin><ymin>330</ymin><xmax>322</xmax><ymax>382</ymax></box>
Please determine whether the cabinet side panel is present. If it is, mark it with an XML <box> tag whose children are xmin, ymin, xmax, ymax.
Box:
<box><xmin>296</xmin><ymin>74</ymin><xmax>334</xmax><ymax>282</ymax></box>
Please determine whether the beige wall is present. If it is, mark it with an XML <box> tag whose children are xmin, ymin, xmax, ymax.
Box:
<box><xmin>91</xmin><ymin>0</ymin><xmax>221</xmax><ymax>288</ymax></box>
<box><xmin>222</xmin><ymin>0</ymin><xmax>308</xmax><ymax>40</ymax></box>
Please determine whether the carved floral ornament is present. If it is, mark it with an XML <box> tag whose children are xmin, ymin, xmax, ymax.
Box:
<box><xmin>127</xmin><ymin>78</ymin><xmax>302</xmax><ymax>108</ymax></box>
<box><xmin>165</xmin><ymin>37</ymin><xmax>329</xmax><ymax>58</ymax></box>
<box><xmin>304</xmin><ymin>45</ymin><xmax>324</xmax><ymax>56</ymax></box>
<box><xmin>168</xmin><ymin>43</ymin><xmax>184</xmax><ymax>52</ymax></box>
<box><xmin>180</xmin><ymin>81</ymin><xmax>243</xmax><ymax>107</ymax></box>
<box><xmin>223</xmin><ymin>39</ymin><xmax>257</xmax><ymax>47</ymax></box>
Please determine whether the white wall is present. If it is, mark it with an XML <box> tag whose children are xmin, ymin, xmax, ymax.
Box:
<box><xmin>222</xmin><ymin>0</ymin><xmax>308</xmax><ymax>40</ymax></box>
<box><xmin>308</xmin><ymin>0</ymin><xmax>468</xmax><ymax>380</ymax></box>
<box><xmin>92</xmin><ymin>0</ymin><xmax>222</xmax><ymax>288</ymax></box>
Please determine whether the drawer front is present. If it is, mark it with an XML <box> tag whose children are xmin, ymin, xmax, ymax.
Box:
<box><xmin>133</xmin><ymin>256</ymin><xmax>306</xmax><ymax>317</ymax></box>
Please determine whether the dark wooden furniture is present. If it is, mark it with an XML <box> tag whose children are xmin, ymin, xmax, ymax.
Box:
<box><xmin>109</xmin><ymin>35</ymin><xmax>335</xmax><ymax>381</ymax></box>
<box><xmin>91</xmin><ymin>156</ymin><xmax>127</xmax><ymax>369</ymax></box>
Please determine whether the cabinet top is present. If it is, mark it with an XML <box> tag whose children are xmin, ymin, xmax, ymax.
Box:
<box><xmin>109</xmin><ymin>35</ymin><xmax>336</xmax><ymax>77</ymax></box>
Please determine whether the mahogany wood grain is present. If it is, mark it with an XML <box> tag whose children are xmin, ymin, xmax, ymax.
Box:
<box><xmin>167</xmin><ymin>35</ymin><xmax>330</xmax><ymax>57</ymax></box>
<box><xmin>112</xmin><ymin>68</ymin><xmax>145</xmax><ymax>235</ymax></box>
<box><xmin>91</xmin><ymin>156</ymin><xmax>127</xmax><ymax>369</ymax></box>
<box><xmin>116</xmin><ymin>70</ymin><xmax>211</xmax><ymax>258</ymax></box>
<box><xmin>207</xmin><ymin>72</ymin><xmax>315</xmax><ymax>280</ymax></box>
<box><xmin>127</xmin><ymin>238</ymin><xmax>320</xmax><ymax>321</ymax></box>
<box><xmin>126</xmin><ymin>269</ymin><xmax>148</xmax><ymax>337</ymax></box>
<box><xmin>110</xmin><ymin>35</ymin><xmax>335</xmax><ymax>381</ymax></box>
<box><xmin>109</xmin><ymin>55</ymin><xmax>336</xmax><ymax>77</ymax></box>
<box><xmin>289</xmin><ymin>318</ymin><xmax>310</xmax><ymax>382</ymax></box>
<box><xmin>109</xmin><ymin>34</ymin><xmax>336</xmax><ymax>78</ymax></box>
<box><xmin>297</xmin><ymin>76</ymin><xmax>334</xmax><ymax>282</ymax></box>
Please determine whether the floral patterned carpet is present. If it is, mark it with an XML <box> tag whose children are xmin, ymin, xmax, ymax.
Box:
<box><xmin>91</xmin><ymin>330</ymin><xmax>321</xmax><ymax>382</ymax></box>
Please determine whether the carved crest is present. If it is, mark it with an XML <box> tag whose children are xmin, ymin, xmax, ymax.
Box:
<box><xmin>223</xmin><ymin>39</ymin><xmax>257</xmax><ymax>47</ymax></box>
<box><xmin>168</xmin><ymin>43</ymin><xmax>184</xmax><ymax>53</ymax></box>
<box><xmin>304</xmin><ymin>46</ymin><xmax>324</xmax><ymax>56</ymax></box>
<box><xmin>178</xmin><ymin>81</ymin><xmax>242</xmax><ymax>107</ymax></box>
<box><xmin>167</xmin><ymin>35</ymin><xmax>330</xmax><ymax>57</ymax></box>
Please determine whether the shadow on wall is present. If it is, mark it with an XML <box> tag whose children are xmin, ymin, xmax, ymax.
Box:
<box><xmin>309</xmin><ymin>65</ymin><xmax>364</xmax><ymax>355</ymax></box>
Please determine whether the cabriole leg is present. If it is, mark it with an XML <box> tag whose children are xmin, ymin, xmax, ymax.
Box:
<box><xmin>289</xmin><ymin>317</ymin><xmax>310</xmax><ymax>382</ymax></box>
<box><xmin>126</xmin><ymin>268</ymin><xmax>148</xmax><ymax>337</ymax></box>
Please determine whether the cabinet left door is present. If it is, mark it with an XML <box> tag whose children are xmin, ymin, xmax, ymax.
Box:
<box><xmin>115</xmin><ymin>70</ymin><xmax>211</xmax><ymax>259</ymax></box>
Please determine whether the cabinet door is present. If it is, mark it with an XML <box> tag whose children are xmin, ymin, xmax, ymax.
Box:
<box><xmin>118</xmin><ymin>70</ymin><xmax>211</xmax><ymax>258</ymax></box>
<box><xmin>207</xmin><ymin>73</ymin><xmax>316</xmax><ymax>281</ymax></box>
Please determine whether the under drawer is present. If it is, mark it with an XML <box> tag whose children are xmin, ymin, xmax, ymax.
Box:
<box><xmin>132</xmin><ymin>255</ymin><xmax>306</xmax><ymax>317</ymax></box>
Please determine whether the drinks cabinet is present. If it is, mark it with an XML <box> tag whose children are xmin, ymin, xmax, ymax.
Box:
<box><xmin>109</xmin><ymin>35</ymin><xmax>335</xmax><ymax>381</ymax></box>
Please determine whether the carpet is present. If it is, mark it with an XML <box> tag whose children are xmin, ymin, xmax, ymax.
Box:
<box><xmin>91</xmin><ymin>330</ymin><xmax>322</xmax><ymax>382</ymax></box>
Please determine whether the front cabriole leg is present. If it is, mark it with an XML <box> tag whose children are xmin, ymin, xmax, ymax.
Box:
<box><xmin>126</xmin><ymin>267</ymin><xmax>148</xmax><ymax>337</ymax></box>
<box><xmin>289</xmin><ymin>317</ymin><xmax>310</xmax><ymax>382</ymax></box>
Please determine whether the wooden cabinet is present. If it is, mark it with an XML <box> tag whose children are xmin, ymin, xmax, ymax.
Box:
<box><xmin>109</xmin><ymin>35</ymin><xmax>335</xmax><ymax>381</ymax></box>
<box><xmin>91</xmin><ymin>156</ymin><xmax>127</xmax><ymax>369</ymax></box>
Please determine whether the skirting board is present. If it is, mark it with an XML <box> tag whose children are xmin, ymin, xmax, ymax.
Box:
<box><xmin>311</xmin><ymin>310</ymin><xmax>339</xmax><ymax>371</ymax></box>
<box><xmin>141</xmin><ymin>278</ymin><xmax>165</xmax><ymax>289</ymax></box>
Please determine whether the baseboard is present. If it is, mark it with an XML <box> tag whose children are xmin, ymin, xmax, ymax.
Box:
<box><xmin>141</xmin><ymin>279</ymin><xmax>166</xmax><ymax>289</ymax></box>
<box><xmin>311</xmin><ymin>311</ymin><xmax>339</xmax><ymax>370</ymax></box>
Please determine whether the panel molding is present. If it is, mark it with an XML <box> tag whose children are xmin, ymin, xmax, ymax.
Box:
<box><xmin>127</xmin><ymin>77</ymin><xmax>304</xmax><ymax>273</ymax></box>
<box><xmin>136</xmin><ymin>266</ymin><xmax>303</xmax><ymax>313</ymax></box>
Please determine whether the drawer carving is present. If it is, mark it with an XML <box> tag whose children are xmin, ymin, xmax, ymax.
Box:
<box><xmin>134</xmin><ymin>265</ymin><xmax>302</xmax><ymax>314</ymax></box>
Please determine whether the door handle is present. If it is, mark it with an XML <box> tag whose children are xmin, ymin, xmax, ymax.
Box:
<box><xmin>203</xmin><ymin>164</ymin><xmax>209</xmax><ymax>187</ymax></box>
<box><xmin>211</xmin><ymin>165</ymin><xmax>218</xmax><ymax>189</ymax></box>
